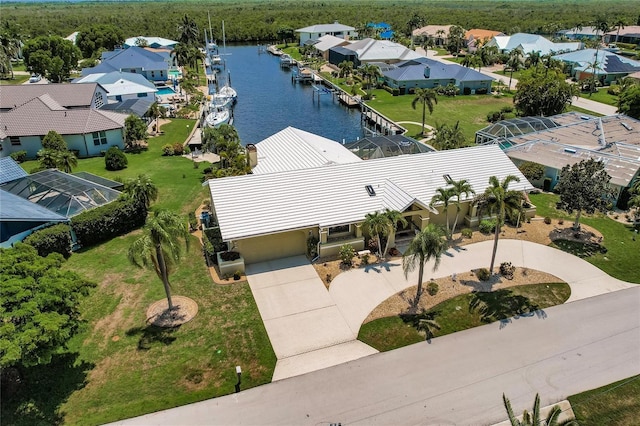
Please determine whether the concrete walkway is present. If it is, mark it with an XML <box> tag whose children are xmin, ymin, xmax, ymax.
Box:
<box><xmin>245</xmin><ymin>256</ymin><xmax>377</xmax><ymax>381</ymax></box>
<box><xmin>330</xmin><ymin>239</ymin><xmax>635</xmax><ymax>334</ymax></box>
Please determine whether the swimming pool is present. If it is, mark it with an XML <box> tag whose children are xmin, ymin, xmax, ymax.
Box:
<box><xmin>156</xmin><ymin>86</ymin><xmax>176</xmax><ymax>96</ymax></box>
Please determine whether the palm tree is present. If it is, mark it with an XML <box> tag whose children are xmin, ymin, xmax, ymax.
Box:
<box><xmin>613</xmin><ymin>18</ymin><xmax>626</xmax><ymax>43</ymax></box>
<box><xmin>423</xmin><ymin>38</ymin><xmax>435</xmax><ymax>58</ymax></box>
<box><xmin>363</xmin><ymin>211</ymin><xmax>390</xmax><ymax>258</ymax></box>
<box><xmin>450</xmin><ymin>179</ymin><xmax>475</xmax><ymax>237</ymax></box>
<box><xmin>359</xmin><ymin>63</ymin><xmax>382</xmax><ymax>96</ymax></box>
<box><xmin>123</xmin><ymin>174</ymin><xmax>158</xmax><ymax>210</ymax></box>
<box><xmin>402</xmin><ymin>224</ymin><xmax>447</xmax><ymax>305</ymax></box>
<box><xmin>55</xmin><ymin>150</ymin><xmax>77</xmax><ymax>174</ymax></box>
<box><xmin>430</xmin><ymin>187</ymin><xmax>455</xmax><ymax>239</ymax></box>
<box><xmin>433</xmin><ymin>121</ymin><xmax>466</xmax><ymax>151</ymax></box>
<box><xmin>411</xmin><ymin>88</ymin><xmax>438</xmax><ymax>136</ymax></box>
<box><xmin>0</xmin><ymin>32</ymin><xmax>20</xmax><ymax>79</ymax></box>
<box><xmin>474</xmin><ymin>175</ymin><xmax>524</xmax><ymax>274</ymax></box>
<box><xmin>503</xmin><ymin>393</ymin><xmax>578</xmax><ymax>426</ymax></box>
<box><xmin>338</xmin><ymin>60</ymin><xmax>353</xmax><ymax>78</ymax></box>
<box><xmin>525</xmin><ymin>50</ymin><xmax>541</xmax><ymax>69</ymax></box>
<box><xmin>407</xmin><ymin>13</ymin><xmax>426</xmax><ymax>49</ymax></box>
<box><xmin>128</xmin><ymin>210</ymin><xmax>190</xmax><ymax>310</ymax></box>
<box><xmin>178</xmin><ymin>14</ymin><xmax>199</xmax><ymax>46</ymax></box>
<box><xmin>506</xmin><ymin>48</ymin><xmax>524</xmax><ymax>90</ymax></box>
<box><xmin>381</xmin><ymin>209</ymin><xmax>408</xmax><ymax>258</ymax></box>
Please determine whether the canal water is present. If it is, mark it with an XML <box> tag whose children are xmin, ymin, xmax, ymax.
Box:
<box><xmin>218</xmin><ymin>44</ymin><xmax>365</xmax><ymax>145</ymax></box>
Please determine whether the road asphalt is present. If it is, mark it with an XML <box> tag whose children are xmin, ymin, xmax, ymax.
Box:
<box><xmin>110</xmin><ymin>286</ymin><xmax>640</xmax><ymax>426</ymax></box>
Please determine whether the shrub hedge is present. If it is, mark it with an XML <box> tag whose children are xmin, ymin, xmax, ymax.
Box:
<box><xmin>105</xmin><ymin>147</ymin><xmax>128</xmax><ymax>171</ymax></box>
<box><xmin>24</xmin><ymin>223</ymin><xmax>72</xmax><ymax>258</ymax></box>
<box><xmin>9</xmin><ymin>150</ymin><xmax>27</xmax><ymax>163</ymax></box>
<box><xmin>71</xmin><ymin>198</ymin><xmax>146</xmax><ymax>247</ymax></box>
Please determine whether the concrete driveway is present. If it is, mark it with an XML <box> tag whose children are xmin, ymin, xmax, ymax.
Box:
<box><xmin>245</xmin><ymin>256</ymin><xmax>377</xmax><ymax>381</ymax></box>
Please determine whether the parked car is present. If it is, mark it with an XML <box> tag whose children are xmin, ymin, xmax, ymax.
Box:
<box><xmin>29</xmin><ymin>73</ymin><xmax>41</xmax><ymax>83</ymax></box>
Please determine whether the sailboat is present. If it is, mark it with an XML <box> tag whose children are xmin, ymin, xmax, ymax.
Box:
<box><xmin>214</xmin><ymin>21</ymin><xmax>237</xmax><ymax>105</ymax></box>
<box><xmin>205</xmin><ymin>105</ymin><xmax>230</xmax><ymax>128</ymax></box>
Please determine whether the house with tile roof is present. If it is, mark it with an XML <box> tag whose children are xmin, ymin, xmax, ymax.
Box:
<box><xmin>0</xmin><ymin>95</ymin><xmax>128</xmax><ymax>159</ymax></box>
<box><xmin>486</xmin><ymin>33</ymin><xmax>581</xmax><ymax>55</ymax></box>
<box><xmin>0</xmin><ymin>83</ymin><xmax>108</xmax><ymax>112</ymax></box>
<box><xmin>604</xmin><ymin>26</ymin><xmax>640</xmax><ymax>45</ymax></box>
<box><xmin>380</xmin><ymin>57</ymin><xmax>494</xmax><ymax>94</ymax></box>
<box><xmin>412</xmin><ymin>25</ymin><xmax>454</xmax><ymax>46</ymax></box>
<box><xmin>296</xmin><ymin>21</ymin><xmax>357</xmax><ymax>46</ymax></box>
<box><xmin>208</xmin><ymin>144</ymin><xmax>533</xmax><ymax>264</ymax></box>
<box><xmin>465</xmin><ymin>29</ymin><xmax>504</xmax><ymax>52</ymax></box>
<box><xmin>82</xmin><ymin>46</ymin><xmax>172</xmax><ymax>82</ymax></box>
<box><xmin>552</xmin><ymin>49</ymin><xmax>640</xmax><ymax>85</ymax></box>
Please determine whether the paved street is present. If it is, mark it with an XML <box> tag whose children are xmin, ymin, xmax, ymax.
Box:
<box><xmin>111</xmin><ymin>286</ymin><xmax>640</xmax><ymax>426</ymax></box>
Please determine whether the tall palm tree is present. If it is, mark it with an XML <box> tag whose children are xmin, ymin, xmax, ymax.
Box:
<box><xmin>128</xmin><ymin>210</ymin><xmax>190</xmax><ymax>310</ymax></box>
<box><xmin>474</xmin><ymin>175</ymin><xmax>524</xmax><ymax>274</ymax></box>
<box><xmin>55</xmin><ymin>150</ymin><xmax>77</xmax><ymax>174</ymax></box>
<box><xmin>382</xmin><ymin>208</ymin><xmax>408</xmax><ymax>258</ymax></box>
<box><xmin>359</xmin><ymin>63</ymin><xmax>381</xmax><ymax>96</ymax></box>
<box><xmin>450</xmin><ymin>179</ymin><xmax>475</xmax><ymax>237</ymax></box>
<box><xmin>402</xmin><ymin>224</ymin><xmax>447</xmax><ymax>305</ymax></box>
<box><xmin>363</xmin><ymin>211</ymin><xmax>390</xmax><ymax>258</ymax></box>
<box><xmin>503</xmin><ymin>393</ymin><xmax>578</xmax><ymax>426</ymax></box>
<box><xmin>507</xmin><ymin>48</ymin><xmax>524</xmax><ymax>90</ymax></box>
<box><xmin>407</xmin><ymin>13</ymin><xmax>426</xmax><ymax>49</ymax></box>
<box><xmin>430</xmin><ymin>187</ymin><xmax>456</xmax><ymax>239</ymax></box>
<box><xmin>338</xmin><ymin>60</ymin><xmax>354</xmax><ymax>78</ymax></box>
<box><xmin>123</xmin><ymin>174</ymin><xmax>158</xmax><ymax>210</ymax></box>
<box><xmin>178</xmin><ymin>14</ymin><xmax>199</xmax><ymax>46</ymax></box>
<box><xmin>0</xmin><ymin>32</ymin><xmax>20</xmax><ymax>79</ymax></box>
<box><xmin>613</xmin><ymin>18</ymin><xmax>626</xmax><ymax>43</ymax></box>
<box><xmin>411</xmin><ymin>88</ymin><xmax>438</xmax><ymax>136</ymax></box>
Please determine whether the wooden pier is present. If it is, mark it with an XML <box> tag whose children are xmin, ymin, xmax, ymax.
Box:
<box><xmin>337</xmin><ymin>93</ymin><xmax>360</xmax><ymax>108</ymax></box>
<box><xmin>360</xmin><ymin>105</ymin><xmax>405</xmax><ymax>135</ymax></box>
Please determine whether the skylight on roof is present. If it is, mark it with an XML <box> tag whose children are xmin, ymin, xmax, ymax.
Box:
<box><xmin>365</xmin><ymin>185</ymin><xmax>376</xmax><ymax>196</ymax></box>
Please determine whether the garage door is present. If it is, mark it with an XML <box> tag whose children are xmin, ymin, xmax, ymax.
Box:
<box><xmin>237</xmin><ymin>230</ymin><xmax>307</xmax><ymax>264</ymax></box>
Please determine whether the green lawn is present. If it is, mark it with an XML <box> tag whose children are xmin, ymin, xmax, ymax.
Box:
<box><xmin>0</xmin><ymin>74</ymin><xmax>30</xmax><ymax>85</ymax></box>
<box><xmin>2</xmin><ymin>119</ymin><xmax>277</xmax><ymax>425</ymax></box>
<box><xmin>529</xmin><ymin>193</ymin><xmax>640</xmax><ymax>283</ymax></box>
<box><xmin>568</xmin><ymin>376</ymin><xmax>640</xmax><ymax>425</ymax></box>
<box><xmin>359</xmin><ymin>283</ymin><xmax>570</xmax><ymax>352</ymax></box>
<box><xmin>580</xmin><ymin>88</ymin><xmax>618</xmax><ymax>106</ymax></box>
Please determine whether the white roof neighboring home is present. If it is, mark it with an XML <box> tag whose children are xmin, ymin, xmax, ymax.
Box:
<box><xmin>73</xmin><ymin>71</ymin><xmax>157</xmax><ymax>97</ymax></box>
<box><xmin>65</xmin><ymin>31</ymin><xmax>79</xmax><ymax>45</ymax></box>
<box><xmin>344</xmin><ymin>38</ymin><xmax>423</xmax><ymax>63</ymax></box>
<box><xmin>487</xmin><ymin>33</ymin><xmax>581</xmax><ymax>55</ymax></box>
<box><xmin>296</xmin><ymin>22</ymin><xmax>355</xmax><ymax>34</ymax></box>
<box><xmin>124</xmin><ymin>36</ymin><xmax>178</xmax><ymax>49</ymax></box>
<box><xmin>250</xmin><ymin>127</ymin><xmax>361</xmax><ymax>175</ymax></box>
<box><xmin>313</xmin><ymin>35</ymin><xmax>350</xmax><ymax>53</ymax></box>
<box><xmin>209</xmin><ymin>144</ymin><xmax>531</xmax><ymax>241</ymax></box>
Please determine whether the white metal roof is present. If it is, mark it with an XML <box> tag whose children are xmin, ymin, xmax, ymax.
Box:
<box><xmin>250</xmin><ymin>126</ymin><xmax>362</xmax><ymax>175</ymax></box>
<box><xmin>209</xmin><ymin>144</ymin><xmax>532</xmax><ymax>241</ymax></box>
<box><xmin>313</xmin><ymin>35</ymin><xmax>349</xmax><ymax>52</ymax></box>
<box><xmin>344</xmin><ymin>38</ymin><xmax>423</xmax><ymax>62</ymax></box>
<box><xmin>296</xmin><ymin>22</ymin><xmax>355</xmax><ymax>34</ymax></box>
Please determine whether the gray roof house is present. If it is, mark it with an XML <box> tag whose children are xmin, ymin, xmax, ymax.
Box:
<box><xmin>0</xmin><ymin>95</ymin><xmax>128</xmax><ymax>159</ymax></box>
<box><xmin>82</xmin><ymin>46</ymin><xmax>171</xmax><ymax>82</ymax></box>
<box><xmin>380</xmin><ymin>57</ymin><xmax>494</xmax><ymax>94</ymax></box>
<box><xmin>0</xmin><ymin>83</ymin><xmax>108</xmax><ymax>112</ymax></box>
<box><xmin>296</xmin><ymin>21</ymin><xmax>357</xmax><ymax>46</ymax></box>
<box><xmin>552</xmin><ymin>49</ymin><xmax>640</xmax><ymax>85</ymax></box>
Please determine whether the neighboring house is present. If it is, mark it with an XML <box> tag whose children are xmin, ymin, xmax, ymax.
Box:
<box><xmin>247</xmin><ymin>126</ymin><xmax>361</xmax><ymax>175</ymax></box>
<box><xmin>486</xmin><ymin>33</ymin><xmax>581</xmax><ymax>55</ymax></box>
<box><xmin>412</xmin><ymin>25</ymin><xmax>454</xmax><ymax>46</ymax></box>
<box><xmin>556</xmin><ymin>26</ymin><xmax>602</xmax><ymax>41</ymax></box>
<box><xmin>72</xmin><ymin>71</ymin><xmax>157</xmax><ymax>116</ymax></box>
<box><xmin>496</xmin><ymin>114</ymin><xmax>640</xmax><ymax>204</ymax></box>
<box><xmin>0</xmin><ymin>83</ymin><xmax>108</xmax><ymax>112</ymax></box>
<box><xmin>124</xmin><ymin>36</ymin><xmax>178</xmax><ymax>50</ymax></box>
<box><xmin>604</xmin><ymin>26</ymin><xmax>640</xmax><ymax>44</ymax></box>
<box><xmin>628</xmin><ymin>70</ymin><xmax>640</xmax><ymax>82</ymax></box>
<box><xmin>208</xmin><ymin>144</ymin><xmax>532</xmax><ymax>264</ymax></box>
<box><xmin>313</xmin><ymin>35</ymin><xmax>351</xmax><ymax>60</ymax></box>
<box><xmin>0</xmin><ymin>95</ymin><xmax>128</xmax><ymax>158</ymax></box>
<box><xmin>328</xmin><ymin>38</ymin><xmax>423</xmax><ymax>67</ymax></box>
<box><xmin>552</xmin><ymin>49</ymin><xmax>640</xmax><ymax>85</ymax></box>
<box><xmin>82</xmin><ymin>46</ymin><xmax>171</xmax><ymax>82</ymax></box>
<box><xmin>465</xmin><ymin>29</ymin><xmax>504</xmax><ymax>52</ymax></box>
<box><xmin>380</xmin><ymin>57</ymin><xmax>494</xmax><ymax>94</ymax></box>
<box><xmin>296</xmin><ymin>21</ymin><xmax>357</xmax><ymax>46</ymax></box>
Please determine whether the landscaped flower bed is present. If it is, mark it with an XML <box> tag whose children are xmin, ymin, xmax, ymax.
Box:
<box><xmin>217</xmin><ymin>251</ymin><xmax>245</xmax><ymax>277</ymax></box>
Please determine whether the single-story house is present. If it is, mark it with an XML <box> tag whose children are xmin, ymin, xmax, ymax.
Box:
<box><xmin>380</xmin><ymin>57</ymin><xmax>494</xmax><ymax>94</ymax></box>
<box><xmin>73</xmin><ymin>71</ymin><xmax>157</xmax><ymax>102</ymax></box>
<box><xmin>555</xmin><ymin>26</ymin><xmax>602</xmax><ymax>41</ymax></box>
<box><xmin>296</xmin><ymin>22</ymin><xmax>357</xmax><ymax>46</ymax></box>
<box><xmin>412</xmin><ymin>25</ymin><xmax>454</xmax><ymax>46</ymax></box>
<box><xmin>500</xmin><ymin>114</ymin><xmax>640</xmax><ymax>204</ymax></box>
<box><xmin>247</xmin><ymin>126</ymin><xmax>361</xmax><ymax>175</ymax></box>
<box><xmin>486</xmin><ymin>33</ymin><xmax>581</xmax><ymax>55</ymax></box>
<box><xmin>82</xmin><ymin>46</ymin><xmax>172</xmax><ymax>82</ymax></box>
<box><xmin>552</xmin><ymin>49</ymin><xmax>640</xmax><ymax>84</ymax></box>
<box><xmin>208</xmin><ymin>144</ymin><xmax>533</xmax><ymax>264</ymax></box>
<box><xmin>312</xmin><ymin>35</ymin><xmax>351</xmax><ymax>60</ymax></box>
<box><xmin>604</xmin><ymin>26</ymin><xmax>640</xmax><ymax>45</ymax></box>
<box><xmin>0</xmin><ymin>95</ymin><xmax>128</xmax><ymax>159</ymax></box>
<box><xmin>328</xmin><ymin>38</ymin><xmax>423</xmax><ymax>67</ymax></box>
<box><xmin>0</xmin><ymin>83</ymin><xmax>108</xmax><ymax>112</ymax></box>
<box><xmin>124</xmin><ymin>36</ymin><xmax>178</xmax><ymax>50</ymax></box>
<box><xmin>465</xmin><ymin>29</ymin><xmax>504</xmax><ymax>52</ymax></box>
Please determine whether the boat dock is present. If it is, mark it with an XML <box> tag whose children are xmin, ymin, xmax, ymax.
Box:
<box><xmin>267</xmin><ymin>45</ymin><xmax>283</xmax><ymax>56</ymax></box>
<box><xmin>360</xmin><ymin>105</ymin><xmax>405</xmax><ymax>135</ymax></box>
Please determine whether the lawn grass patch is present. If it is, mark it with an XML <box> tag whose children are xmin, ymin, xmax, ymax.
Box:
<box><xmin>359</xmin><ymin>283</ymin><xmax>570</xmax><ymax>352</ymax></box>
<box><xmin>579</xmin><ymin>88</ymin><xmax>618</xmax><ymax>106</ymax></box>
<box><xmin>0</xmin><ymin>74</ymin><xmax>30</xmax><ymax>85</ymax></box>
<box><xmin>529</xmin><ymin>193</ymin><xmax>640</xmax><ymax>283</ymax></box>
<box><xmin>568</xmin><ymin>375</ymin><xmax>640</xmax><ymax>425</ymax></box>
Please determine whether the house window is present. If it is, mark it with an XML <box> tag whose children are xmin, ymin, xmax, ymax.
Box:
<box><xmin>10</xmin><ymin>136</ymin><xmax>21</xmax><ymax>146</ymax></box>
<box><xmin>329</xmin><ymin>224</ymin><xmax>351</xmax><ymax>236</ymax></box>
<box><xmin>160</xmin><ymin>70</ymin><xmax>164</xmax><ymax>77</ymax></box>
<box><xmin>137</xmin><ymin>92</ymin><xmax>147</xmax><ymax>97</ymax></box>
<box><xmin>151</xmin><ymin>71</ymin><xmax>155</xmax><ymax>78</ymax></box>
<box><xmin>92</xmin><ymin>131</ymin><xmax>108</xmax><ymax>146</ymax></box>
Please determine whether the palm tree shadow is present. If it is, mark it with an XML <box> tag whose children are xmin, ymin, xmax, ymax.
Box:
<box><xmin>125</xmin><ymin>325</ymin><xmax>179</xmax><ymax>351</ymax></box>
<box><xmin>399</xmin><ymin>310</ymin><xmax>442</xmax><ymax>343</ymax></box>
<box><xmin>1</xmin><ymin>353</ymin><xmax>93</xmax><ymax>425</ymax></box>
<box><xmin>469</xmin><ymin>289</ymin><xmax>546</xmax><ymax>329</ymax></box>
